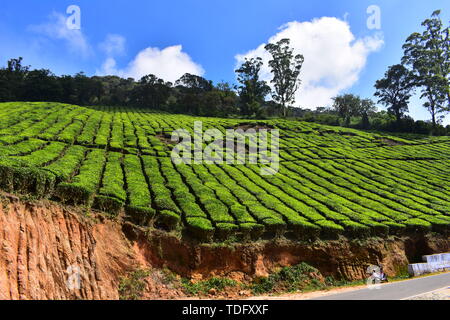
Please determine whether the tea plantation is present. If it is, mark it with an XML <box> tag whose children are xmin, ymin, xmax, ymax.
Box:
<box><xmin>1</xmin><ymin>102</ymin><xmax>449</xmax><ymax>241</ymax></box>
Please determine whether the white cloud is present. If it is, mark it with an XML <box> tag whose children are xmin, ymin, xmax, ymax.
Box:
<box><xmin>99</xmin><ymin>57</ymin><xmax>120</xmax><ymax>75</ymax></box>
<box><xmin>29</xmin><ymin>12</ymin><xmax>92</xmax><ymax>58</ymax></box>
<box><xmin>97</xmin><ymin>45</ymin><xmax>204</xmax><ymax>82</ymax></box>
<box><xmin>99</xmin><ymin>34</ymin><xmax>126</xmax><ymax>56</ymax></box>
<box><xmin>235</xmin><ymin>17</ymin><xmax>384</xmax><ymax>109</ymax></box>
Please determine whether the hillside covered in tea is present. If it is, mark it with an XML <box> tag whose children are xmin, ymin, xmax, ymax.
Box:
<box><xmin>0</xmin><ymin>102</ymin><xmax>449</xmax><ymax>241</ymax></box>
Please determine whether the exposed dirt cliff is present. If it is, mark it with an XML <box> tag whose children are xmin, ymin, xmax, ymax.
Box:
<box><xmin>0</xmin><ymin>194</ymin><xmax>448</xmax><ymax>300</ymax></box>
<box><xmin>0</xmin><ymin>194</ymin><xmax>137</xmax><ymax>299</ymax></box>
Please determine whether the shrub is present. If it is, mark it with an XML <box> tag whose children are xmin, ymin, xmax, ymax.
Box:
<box><xmin>93</xmin><ymin>195</ymin><xmax>124</xmax><ymax>215</ymax></box>
<box><xmin>55</xmin><ymin>149</ymin><xmax>105</xmax><ymax>205</ymax></box>
<box><xmin>0</xmin><ymin>163</ymin><xmax>56</xmax><ymax>198</ymax></box>
<box><xmin>126</xmin><ymin>205</ymin><xmax>156</xmax><ymax>226</ymax></box>
<box><xmin>155</xmin><ymin>210</ymin><xmax>181</xmax><ymax>230</ymax></box>
<box><xmin>215</xmin><ymin>222</ymin><xmax>239</xmax><ymax>240</ymax></box>
<box><xmin>239</xmin><ymin>223</ymin><xmax>265</xmax><ymax>240</ymax></box>
<box><xmin>186</xmin><ymin>217</ymin><xmax>214</xmax><ymax>241</ymax></box>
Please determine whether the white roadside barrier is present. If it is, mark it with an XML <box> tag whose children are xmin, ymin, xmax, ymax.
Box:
<box><xmin>408</xmin><ymin>253</ymin><xmax>450</xmax><ymax>276</ymax></box>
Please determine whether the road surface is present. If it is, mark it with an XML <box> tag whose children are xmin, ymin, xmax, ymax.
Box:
<box><xmin>310</xmin><ymin>272</ymin><xmax>450</xmax><ymax>300</ymax></box>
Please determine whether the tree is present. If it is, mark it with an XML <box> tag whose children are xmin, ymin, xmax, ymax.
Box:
<box><xmin>332</xmin><ymin>94</ymin><xmax>376</xmax><ymax>127</ymax></box>
<box><xmin>332</xmin><ymin>94</ymin><xmax>362</xmax><ymax>126</ymax></box>
<box><xmin>0</xmin><ymin>71</ymin><xmax>9</xmax><ymax>101</ymax></box>
<box><xmin>0</xmin><ymin>57</ymin><xmax>29</xmax><ymax>101</ymax></box>
<box><xmin>374</xmin><ymin>64</ymin><xmax>415</xmax><ymax>124</ymax></box>
<box><xmin>73</xmin><ymin>72</ymin><xmax>104</xmax><ymax>105</ymax></box>
<box><xmin>402</xmin><ymin>10</ymin><xmax>450</xmax><ymax>128</ymax></box>
<box><xmin>214</xmin><ymin>82</ymin><xmax>239</xmax><ymax>116</ymax></box>
<box><xmin>264</xmin><ymin>38</ymin><xmax>304</xmax><ymax>117</ymax></box>
<box><xmin>22</xmin><ymin>69</ymin><xmax>62</xmax><ymax>102</ymax></box>
<box><xmin>96</xmin><ymin>76</ymin><xmax>136</xmax><ymax>106</ymax></box>
<box><xmin>175</xmin><ymin>73</ymin><xmax>213</xmax><ymax>93</ymax></box>
<box><xmin>360</xmin><ymin>98</ymin><xmax>377</xmax><ymax>115</ymax></box>
<box><xmin>175</xmin><ymin>73</ymin><xmax>213</xmax><ymax>114</ymax></box>
<box><xmin>134</xmin><ymin>74</ymin><xmax>171</xmax><ymax>109</ymax></box>
<box><xmin>235</xmin><ymin>57</ymin><xmax>271</xmax><ymax>116</ymax></box>
<box><xmin>359</xmin><ymin>98</ymin><xmax>377</xmax><ymax>129</ymax></box>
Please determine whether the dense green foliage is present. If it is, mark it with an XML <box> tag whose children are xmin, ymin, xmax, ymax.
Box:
<box><xmin>0</xmin><ymin>102</ymin><xmax>449</xmax><ymax>241</ymax></box>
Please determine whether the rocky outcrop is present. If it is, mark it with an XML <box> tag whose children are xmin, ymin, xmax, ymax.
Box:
<box><xmin>0</xmin><ymin>194</ymin><xmax>448</xmax><ymax>300</ymax></box>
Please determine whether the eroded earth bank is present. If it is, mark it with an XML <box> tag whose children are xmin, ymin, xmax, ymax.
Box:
<box><xmin>0</xmin><ymin>194</ymin><xmax>448</xmax><ymax>300</ymax></box>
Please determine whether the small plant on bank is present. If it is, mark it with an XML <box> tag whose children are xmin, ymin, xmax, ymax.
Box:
<box><xmin>181</xmin><ymin>277</ymin><xmax>238</xmax><ymax>296</ymax></box>
<box><xmin>251</xmin><ymin>262</ymin><xmax>326</xmax><ymax>294</ymax></box>
<box><xmin>118</xmin><ymin>269</ymin><xmax>150</xmax><ymax>300</ymax></box>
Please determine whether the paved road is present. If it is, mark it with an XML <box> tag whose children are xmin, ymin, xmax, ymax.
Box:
<box><xmin>310</xmin><ymin>272</ymin><xmax>450</xmax><ymax>300</ymax></box>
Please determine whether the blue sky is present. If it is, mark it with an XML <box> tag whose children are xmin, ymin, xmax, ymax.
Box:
<box><xmin>0</xmin><ymin>0</ymin><xmax>449</xmax><ymax>124</ymax></box>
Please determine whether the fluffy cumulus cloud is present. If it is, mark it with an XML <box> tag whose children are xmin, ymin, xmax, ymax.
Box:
<box><xmin>97</xmin><ymin>45</ymin><xmax>205</xmax><ymax>82</ymax></box>
<box><xmin>29</xmin><ymin>12</ymin><xmax>92</xmax><ymax>57</ymax></box>
<box><xmin>235</xmin><ymin>17</ymin><xmax>384</xmax><ymax>109</ymax></box>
